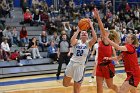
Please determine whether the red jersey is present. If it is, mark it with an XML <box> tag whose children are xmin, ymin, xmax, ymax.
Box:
<box><xmin>122</xmin><ymin>44</ymin><xmax>140</xmax><ymax>77</ymax></box>
<box><xmin>98</xmin><ymin>41</ymin><xmax>113</xmax><ymax>64</ymax></box>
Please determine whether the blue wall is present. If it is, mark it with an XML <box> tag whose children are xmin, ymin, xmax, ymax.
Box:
<box><xmin>14</xmin><ymin>0</ymin><xmax>21</xmax><ymax>7</ymax></box>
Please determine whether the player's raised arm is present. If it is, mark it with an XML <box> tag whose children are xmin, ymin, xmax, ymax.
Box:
<box><xmin>93</xmin><ymin>8</ymin><xmax>106</xmax><ymax>37</ymax></box>
<box><xmin>88</xmin><ymin>19</ymin><xmax>97</xmax><ymax>49</ymax></box>
<box><xmin>70</xmin><ymin>27</ymin><xmax>80</xmax><ymax>46</ymax></box>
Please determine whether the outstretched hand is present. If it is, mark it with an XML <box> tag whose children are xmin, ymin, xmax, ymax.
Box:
<box><xmin>88</xmin><ymin>18</ymin><xmax>93</xmax><ymax>28</ymax></box>
<box><xmin>92</xmin><ymin>8</ymin><xmax>99</xmax><ymax>19</ymax></box>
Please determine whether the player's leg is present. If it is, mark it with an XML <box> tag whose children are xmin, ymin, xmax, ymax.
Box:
<box><xmin>96</xmin><ymin>76</ymin><xmax>104</xmax><ymax>93</ymax></box>
<box><xmin>118</xmin><ymin>81</ymin><xmax>132</xmax><ymax>93</ymax></box>
<box><xmin>63</xmin><ymin>75</ymin><xmax>73</xmax><ymax>87</ymax></box>
<box><xmin>105</xmin><ymin>78</ymin><xmax>118</xmax><ymax>92</ymax></box>
<box><xmin>74</xmin><ymin>81</ymin><xmax>81</xmax><ymax>93</ymax></box>
<box><xmin>73</xmin><ymin>63</ymin><xmax>85</xmax><ymax>93</ymax></box>
<box><xmin>63</xmin><ymin>61</ymin><xmax>74</xmax><ymax>87</ymax></box>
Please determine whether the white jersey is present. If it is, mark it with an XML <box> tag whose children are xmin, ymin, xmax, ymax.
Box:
<box><xmin>71</xmin><ymin>40</ymin><xmax>89</xmax><ymax>63</ymax></box>
<box><xmin>93</xmin><ymin>43</ymin><xmax>99</xmax><ymax>61</ymax></box>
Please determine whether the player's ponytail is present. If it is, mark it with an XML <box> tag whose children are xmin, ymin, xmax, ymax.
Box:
<box><xmin>131</xmin><ymin>34</ymin><xmax>139</xmax><ymax>47</ymax></box>
<box><xmin>108</xmin><ymin>30</ymin><xmax>120</xmax><ymax>44</ymax></box>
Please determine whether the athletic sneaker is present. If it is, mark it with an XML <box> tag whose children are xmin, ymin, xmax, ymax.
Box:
<box><xmin>18</xmin><ymin>63</ymin><xmax>23</xmax><ymax>66</ymax></box>
<box><xmin>89</xmin><ymin>76</ymin><xmax>95</xmax><ymax>83</ymax></box>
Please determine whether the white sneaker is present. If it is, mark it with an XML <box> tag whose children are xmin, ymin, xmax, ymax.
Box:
<box><xmin>39</xmin><ymin>56</ymin><xmax>43</xmax><ymax>58</ymax></box>
<box><xmin>89</xmin><ymin>79</ymin><xmax>93</xmax><ymax>83</ymax></box>
<box><xmin>27</xmin><ymin>56</ymin><xmax>32</xmax><ymax>59</ymax></box>
<box><xmin>18</xmin><ymin>63</ymin><xmax>23</xmax><ymax>66</ymax></box>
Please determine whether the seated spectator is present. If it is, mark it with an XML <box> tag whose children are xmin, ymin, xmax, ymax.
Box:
<box><xmin>12</xmin><ymin>27</ymin><xmax>19</xmax><ymax>46</ymax></box>
<box><xmin>19</xmin><ymin>48</ymin><xmax>32</xmax><ymax>60</ymax></box>
<box><xmin>50</xmin><ymin>31</ymin><xmax>60</xmax><ymax>46</ymax></box>
<box><xmin>40</xmin><ymin>10</ymin><xmax>49</xmax><ymax>23</ymax></box>
<box><xmin>20</xmin><ymin>26</ymin><xmax>29</xmax><ymax>46</ymax></box>
<box><xmin>39</xmin><ymin>31</ymin><xmax>49</xmax><ymax>51</ymax></box>
<box><xmin>1</xmin><ymin>0</ymin><xmax>11</xmax><ymax>18</ymax></box>
<box><xmin>10</xmin><ymin>50</ymin><xmax>20</xmax><ymax>60</ymax></box>
<box><xmin>28</xmin><ymin>37</ymin><xmax>42</xmax><ymax>59</ymax></box>
<box><xmin>32</xmin><ymin>9</ymin><xmax>41</xmax><ymax>26</ymax></box>
<box><xmin>47</xmin><ymin>40</ymin><xmax>58</xmax><ymax>63</ymax></box>
<box><xmin>23</xmin><ymin>9</ymin><xmax>32</xmax><ymax>25</ymax></box>
<box><xmin>3</xmin><ymin>26</ymin><xmax>13</xmax><ymax>47</ymax></box>
<box><xmin>1</xmin><ymin>38</ymin><xmax>11</xmax><ymax>61</ymax></box>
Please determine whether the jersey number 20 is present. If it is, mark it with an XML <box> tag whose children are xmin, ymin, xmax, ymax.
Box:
<box><xmin>76</xmin><ymin>50</ymin><xmax>83</xmax><ymax>56</ymax></box>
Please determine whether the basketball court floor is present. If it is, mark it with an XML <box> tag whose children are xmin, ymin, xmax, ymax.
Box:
<box><xmin>0</xmin><ymin>67</ymin><xmax>140</xmax><ymax>93</ymax></box>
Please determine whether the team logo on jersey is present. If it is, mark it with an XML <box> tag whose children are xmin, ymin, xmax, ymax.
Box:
<box><xmin>76</xmin><ymin>45</ymin><xmax>87</xmax><ymax>49</ymax></box>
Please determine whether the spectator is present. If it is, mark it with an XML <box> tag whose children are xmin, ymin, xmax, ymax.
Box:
<box><xmin>7</xmin><ymin>0</ymin><xmax>13</xmax><ymax>10</ymax></box>
<box><xmin>70</xmin><ymin>25</ymin><xmax>77</xmax><ymax>38</ymax></box>
<box><xmin>50</xmin><ymin>31</ymin><xmax>60</xmax><ymax>46</ymax></box>
<box><xmin>59</xmin><ymin>30</ymin><xmax>69</xmax><ymax>41</ymax></box>
<box><xmin>63</xmin><ymin>22</ymin><xmax>71</xmax><ymax>37</ymax></box>
<box><xmin>121</xmin><ymin>29</ymin><xmax>127</xmax><ymax>44</ymax></box>
<box><xmin>39</xmin><ymin>31</ymin><xmax>49</xmax><ymax>51</ymax></box>
<box><xmin>28</xmin><ymin>37</ymin><xmax>42</xmax><ymax>59</ymax></box>
<box><xmin>134</xmin><ymin>6</ymin><xmax>139</xmax><ymax>19</ymax></box>
<box><xmin>32</xmin><ymin>9</ymin><xmax>41</xmax><ymax>26</ymax></box>
<box><xmin>32</xmin><ymin>0</ymin><xmax>39</xmax><ymax>11</ymax></box>
<box><xmin>12</xmin><ymin>27</ymin><xmax>19</xmax><ymax>45</ymax></box>
<box><xmin>1</xmin><ymin>0</ymin><xmax>11</xmax><ymax>18</ymax></box>
<box><xmin>127</xmin><ymin>18</ymin><xmax>134</xmax><ymax>30</ymax></box>
<box><xmin>20</xmin><ymin>26</ymin><xmax>29</xmax><ymax>46</ymax></box>
<box><xmin>39</xmin><ymin>1</ymin><xmax>48</xmax><ymax>12</ymax></box>
<box><xmin>125</xmin><ymin>3</ymin><xmax>130</xmax><ymax>12</ymax></box>
<box><xmin>3</xmin><ymin>26</ymin><xmax>13</xmax><ymax>47</ymax></box>
<box><xmin>1</xmin><ymin>38</ymin><xmax>11</xmax><ymax>61</ymax></box>
<box><xmin>23</xmin><ymin>9</ymin><xmax>32</xmax><ymax>25</ymax></box>
<box><xmin>22</xmin><ymin>0</ymin><xmax>28</xmax><ymax>13</ymax></box>
<box><xmin>19</xmin><ymin>48</ymin><xmax>32</xmax><ymax>60</ymax></box>
<box><xmin>40</xmin><ymin>10</ymin><xmax>49</xmax><ymax>23</ymax></box>
<box><xmin>10</xmin><ymin>50</ymin><xmax>20</xmax><ymax>60</ymax></box>
<box><xmin>47</xmin><ymin>40</ymin><xmax>58</xmax><ymax>63</ymax></box>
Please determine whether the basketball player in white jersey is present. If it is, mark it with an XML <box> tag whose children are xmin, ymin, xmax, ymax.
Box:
<box><xmin>63</xmin><ymin>19</ymin><xmax>97</xmax><ymax>93</ymax></box>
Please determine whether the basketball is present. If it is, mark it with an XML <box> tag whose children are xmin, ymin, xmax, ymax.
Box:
<box><xmin>78</xmin><ymin>18</ymin><xmax>90</xmax><ymax>31</ymax></box>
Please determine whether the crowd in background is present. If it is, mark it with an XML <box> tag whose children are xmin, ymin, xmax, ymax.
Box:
<box><xmin>0</xmin><ymin>0</ymin><xmax>139</xmax><ymax>62</ymax></box>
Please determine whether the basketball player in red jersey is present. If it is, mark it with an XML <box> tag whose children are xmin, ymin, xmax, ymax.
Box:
<box><xmin>93</xmin><ymin>8</ymin><xmax>120</xmax><ymax>93</ymax></box>
<box><xmin>104</xmin><ymin>33</ymin><xmax>140</xmax><ymax>93</ymax></box>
